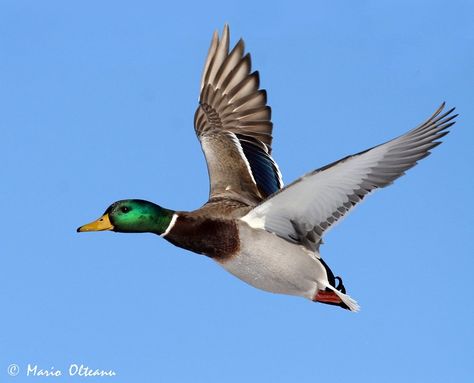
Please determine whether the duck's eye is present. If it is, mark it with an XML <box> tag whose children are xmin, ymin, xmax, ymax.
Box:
<box><xmin>120</xmin><ymin>206</ymin><xmax>130</xmax><ymax>213</ymax></box>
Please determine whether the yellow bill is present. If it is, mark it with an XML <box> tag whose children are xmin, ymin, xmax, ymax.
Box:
<box><xmin>77</xmin><ymin>213</ymin><xmax>114</xmax><ymax>232</ymax></box>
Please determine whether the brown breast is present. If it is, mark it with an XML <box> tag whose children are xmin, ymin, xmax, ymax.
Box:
<box><xmin>163</xmin><ymin>212</ymin><xmax>241</xmax><ymax>261</ymax></box>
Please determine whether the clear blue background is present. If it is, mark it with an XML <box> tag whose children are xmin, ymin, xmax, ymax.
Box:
<box><xmin>1</xmin><ymin>1</ymin><xmax>473</xmax><ymax>382</ymax></box>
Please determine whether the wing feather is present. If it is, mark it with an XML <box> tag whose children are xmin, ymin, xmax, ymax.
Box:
<box><xmin>194</xmin><ymin>25</ymin><xmax>283</xmax><ymax>203</ymax></box>
<box><xmin>242</xmin><ymin>103</ymin><xmax>457</xmax><ymax>250</ymax></box>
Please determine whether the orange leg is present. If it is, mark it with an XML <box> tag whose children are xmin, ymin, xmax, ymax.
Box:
<box><xmin>313</xmin><ymin>290</ymin><xmax>342</xmax><ymax>304</ymax></box>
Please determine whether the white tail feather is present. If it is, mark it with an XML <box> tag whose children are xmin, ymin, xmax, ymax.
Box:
<box><xmin>327</xmin><ymin>285</ymin><xmax>361</xmax><ymax>312</ymax></box>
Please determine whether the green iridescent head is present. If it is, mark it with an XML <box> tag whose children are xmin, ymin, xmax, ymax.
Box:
<box><xmin>77</xmin><ymin>199</ymin><xmax>174</xmax><ymax>235</ymax></box>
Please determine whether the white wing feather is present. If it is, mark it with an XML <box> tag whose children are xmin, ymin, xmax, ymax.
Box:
<box><xmin>242</xmin><ymin>103</ymin><xmax>456</xmax><ymax>250</ymax></box>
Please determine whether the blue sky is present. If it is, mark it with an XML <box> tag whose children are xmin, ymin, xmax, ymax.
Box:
<box><xmin>1</xmin><ymin>0</ymin><xmax>473</xmax><ymax>382</ymax></box>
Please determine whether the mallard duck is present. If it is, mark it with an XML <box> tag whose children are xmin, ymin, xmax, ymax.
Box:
<box><xmin>78</xmin><ymin>25</ymin><xmax>456</xmax><ymax>311</ymax></box>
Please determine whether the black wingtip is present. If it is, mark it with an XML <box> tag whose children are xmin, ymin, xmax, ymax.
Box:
<box><xmin>446</xmin><ymin>106</ymin><xmax>456</xmax><ymax>115</ymax></box>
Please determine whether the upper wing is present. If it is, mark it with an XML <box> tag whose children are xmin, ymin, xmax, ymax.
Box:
<box><xmin>194</xmin><ymin>25</ymin><xmax>283</xmax><ymax>205</ymax></box>
<box><xmin>242</xmin><ymin>103</ymin><xmax>457</xmax><ymax>250</ymax></box>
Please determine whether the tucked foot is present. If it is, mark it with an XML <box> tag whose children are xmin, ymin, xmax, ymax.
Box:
<box><xmin>313</xmin><ymin>284</ymin><xmax>360</xmax><ymax>312</ymax></box>
<box><xmin>313</xmin><ymin>290</ymin><xmax>350</xmax><ymax>310</ymax></box>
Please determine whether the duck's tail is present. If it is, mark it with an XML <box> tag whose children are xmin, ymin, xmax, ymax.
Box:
<box><xmin>313</xmin><ymin>284</ymin><xmax>360</xmax><ymax>312</ymax></box>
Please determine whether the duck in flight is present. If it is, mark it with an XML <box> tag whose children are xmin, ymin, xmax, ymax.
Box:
<box><xmin>78</xmin><ymin>25</ymin><xmax>456</xmax><ymax>311</ymax></box>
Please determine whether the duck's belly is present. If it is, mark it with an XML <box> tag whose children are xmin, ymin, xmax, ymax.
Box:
<box><xmin>216</xmin><ymin>223</ymin><xmax>325</xmax><ymax>299</ymax></box>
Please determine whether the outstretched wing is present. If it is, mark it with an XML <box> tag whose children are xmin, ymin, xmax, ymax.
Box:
<box><xmin>242</xmin><ymin>103</ymin><xmax>457</xmax><ymax>250</ymax></box>
<box><xmin>194</xmin><ymin>25</ymin><xmax>283</xmax><ymax>205</ymax></box>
